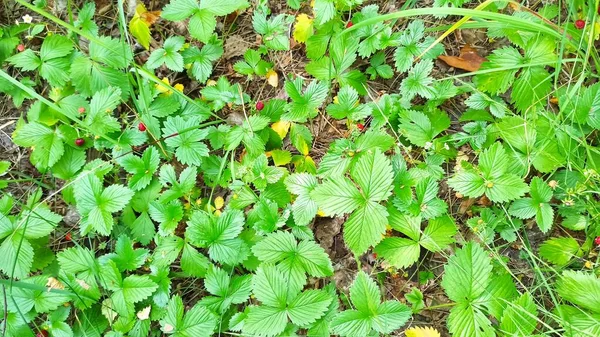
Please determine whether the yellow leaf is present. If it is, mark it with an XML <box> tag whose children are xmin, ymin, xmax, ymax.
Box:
<box><xmin>129</xmin><ymin>7</ymin><xmax>150</xmax><ymax>50</ymax></box>
<box><xmin>266</xmin><ymin>69</ymin><xmax>279</xmax><ymax>87</ymax></box>
<box><xmin>129</xmin><ymin>4</ymin><xmax>160</xmax><ymax>50</ymax></box>
<box><xmin>173</xmin><ymin>83</ymin><xmax>184</xmax><ymax>92</ymax></box>
<box><xmin>214</xmin><ymin>196</ymin><xmax>225</xmax><ymax>210</ymax></box>
<box><xmin>405</xmin><ymin>327</ymin><xmax>441</xmax><ymax>337</ymax></box>
<box><xmin>271</xmin><ymin>120</ymin><xmax>291</xmax><ymax>139</ymax></box>
<box><xmin>156</xmin><ymin>77</ymin><xmax>171</xmax><ymax>93</ymax></box>
<box><xmin>293</xmin><ymin>14</ymin><xmax>314</xmax><ymax>43</ymax></box>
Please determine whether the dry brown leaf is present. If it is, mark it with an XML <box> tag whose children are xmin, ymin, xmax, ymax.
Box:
<box><xmin>438</xmin><ymin>44</ymin><xmax>486</xmax><ymax>72</ymax></box>
<box><xmin>140</xmin><ymin>10</ymin><xmax>161</xmax><ymax>25</ymax></box>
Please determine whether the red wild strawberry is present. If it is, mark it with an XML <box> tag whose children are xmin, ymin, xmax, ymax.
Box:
<box><xmin>346</xmin><ymin>21</ymin><xmax>353</xmax><ymax>28</ymax></box>
<box><xmin>36</xmin><ymin>331</ymin><xmax>48</xmax><ymax>337</ymax></box>
<box><xmin>373</xmin><ymin>253</ymin><xmax>377</xmax><ymax>259</ymax></box>
<box><xmin>357</xmin><ymin>123</ymin><xmax>365</xmax><ymax>131</ymax></box>
<box><xmin>17</xmin><ymin>44</ymin><xmax>25</xmax><ymax>52</ymax></box>
<box><xmin>75</xmin><ymin>138</ymin><xmax>85</xmax><ymax>147</ymax></box>
<box><xmin>255</xmin><ymin>101</ymin><xmax>264</xmax><ymax>111</ymax></box>
<box><xmin>575</xmin><ymin>19</ymin><xmax>585</xmax><ymax>29</ymax></box>
<box><xmin>78</xmin><ymin>107</ymin><xmax>85</xmax><ymax>114</ymax></box>
<box><xmin>138</xmin><ymin>122</ymin><xmax>146</xmax><ymax>132</ymax></box>
<box><xmin>594</xmin><ymin>236</ymin><xmax>600</xmax><ymax>246</ymax></box>
<box><xmin>65</xmin><ymin>232</ymin><xmax>72</xmax><ymax>241</ymax></box>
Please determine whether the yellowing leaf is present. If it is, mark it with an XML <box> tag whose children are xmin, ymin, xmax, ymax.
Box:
<box><xmin>129</xmin><ymin>4</ymin><xmax>160</xmax><ymax>50</ymax></box>
<box><xmin>271</xmin><ymin>149</ymin><xmax>292</xmax><ymax>166</ymax></box>
<box><xmin>293</xmin><ymin>14</ymin><xmax>314</xmax><ymax>43</ymax></box>
<box><xmin>405</xmin><ymin>326</ymin><xmax>441</xmax><ymax>337</ymax></box>
<box><xmin>271</xmin><ymin>120</ymin><xmax>291</xmax><ymax>139</ymax></box>
<box><xmin>266</xmin><ymin>69</ymin><xmax>279</xmax><ymax>87</ymax></box>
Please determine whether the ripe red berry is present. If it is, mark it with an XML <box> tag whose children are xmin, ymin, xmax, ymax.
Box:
<box><xmin>138</xmin><ymin>122</ymin><xmax>146</xmax><ymax>132</ymax></box>
<box><xmin>594</xmin><ymin>236</ymin><xmax>600</xmax><ymax>246</ymax></box>
<box><xmin>75</xmin><ymin>138</ymin><xmax>85</xmax><ymax>146</ymax></box>
<box><xmin>17</xmin><ymin>44</ymin><xmax>25</xmax><ymax>52</ymax></box>
<box><xmin>78</xmin><ymin>107</ymin><xmax>85</xmax><ymax>114</ymax></box>
<box><xmin>346</xmin><ymin>21</ymin><xmax>353</xmax><ymax>28</ymax></box>
<box><xmin>373</xmin><ymin>253</ymin><xmax>377</xmax><ymax>259</ymax></box>
<box><xmin>65</xmin><ymin>232</ymin><xmax>72</xmax><ymax>241</ymax></box>
<box><xmin>36</xmin><ymin>331</ymin><xmax>48</xmax><ymax>337</ymax></box>
<box><xmin>357</xmin><ymin>123</ymin><xmax>365</xmax><ymax>131</ymax></box>
<box><xmin>575</xmin><ymin>19</ymin><xmax>585</xmax><ymax>29</ymax></box>
<box><xmin>255</xmin><ymin>101</ymin><xmax>264</xmax><ymax>111</ymax></box>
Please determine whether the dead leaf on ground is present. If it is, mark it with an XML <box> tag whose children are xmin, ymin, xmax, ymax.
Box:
<box><xmin>224</xmin><ymin>35</ymin><xmax>249</xmax><ymax>59</ymax></box>
<box><xmin>266</xmin><ymin>69</ymin><xmax>279</xmax><ymax>87</ymax></box>
<box><xmin>438</xmin><ymin>44</ymin><xmax>486</xmax><ymax>72</ymax></box>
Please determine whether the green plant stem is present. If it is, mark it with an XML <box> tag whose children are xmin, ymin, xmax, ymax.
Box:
<box><xmin>425</xmin><ymin>302</ymin><xmax>456</xmax><ymax>310</ymax></box>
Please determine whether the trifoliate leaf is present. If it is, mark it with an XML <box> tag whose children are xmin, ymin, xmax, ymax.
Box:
<box><xmin>448</xmin><ymin>142</ymin><xmax>528</xmax><ymax>202</ymax></box>
<box><xmin>161</xmin><ymin>295</ymin><xmax>217</xmax><ymax>337</ymax></box>
<box><xmin>252</xmin><ymin>231</ymin><xmax>333</xmax><ymax>292</ymax></box>
<box><xmin>74</xmin><ymin>173</ymin><xmax>133</xmax><ymax>236</ymax></box>
<box><xmin>509</xmin><ymin>176</ymin><xmax>554</xmax><ymax>232</ymax></box>
<box><xmin>244</xmin><ymin>264</ymin><xmax>332</xmax><ymax>336</ymax></box>
<box><xmin>103</xmin><ymin>235</ymin><xmax>149</xmax><ymax>272</ymax></box>
<box><xmin>186</xmin><ymin>209</ymin><xmax>248</xmax><ymax>265</ymax></box>
<box><xmin>120</xmin><ymin>147</ymin><xmax>160</xmax><ymax>191</ymax></box>
<box><xmin>162</xmin><ymin>116</ymin><xmax>209</xmax><ymax>166</ymax></box>
<box><xmin>146</xmin><ymin>36</ymin><xmax>185</xmax><ymax>71</ymax></box>
<box><xmin>282</xmin><ymin>77</ymin><xmax>329</xmax><ymax>123</ymax></box>
<box><xmin>12</xmin><ymin>121</ymin><xmax>64</xmax><ymax>171</ymax></box>
<box><xmin>199</xmin><ymin>264</ymin><xmax>251</xmax><ymax>314</ymax></box>
<box><xmin>331</xmin><ymin>271</ymin><xmax>411</xmax><ymax>336</ymax></box>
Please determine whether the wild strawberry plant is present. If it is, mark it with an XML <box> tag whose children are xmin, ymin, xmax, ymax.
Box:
<box><xmin>1</xmin><ymin>0</ymin><xmax>600</xmax><ymax>336</ymax></box>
